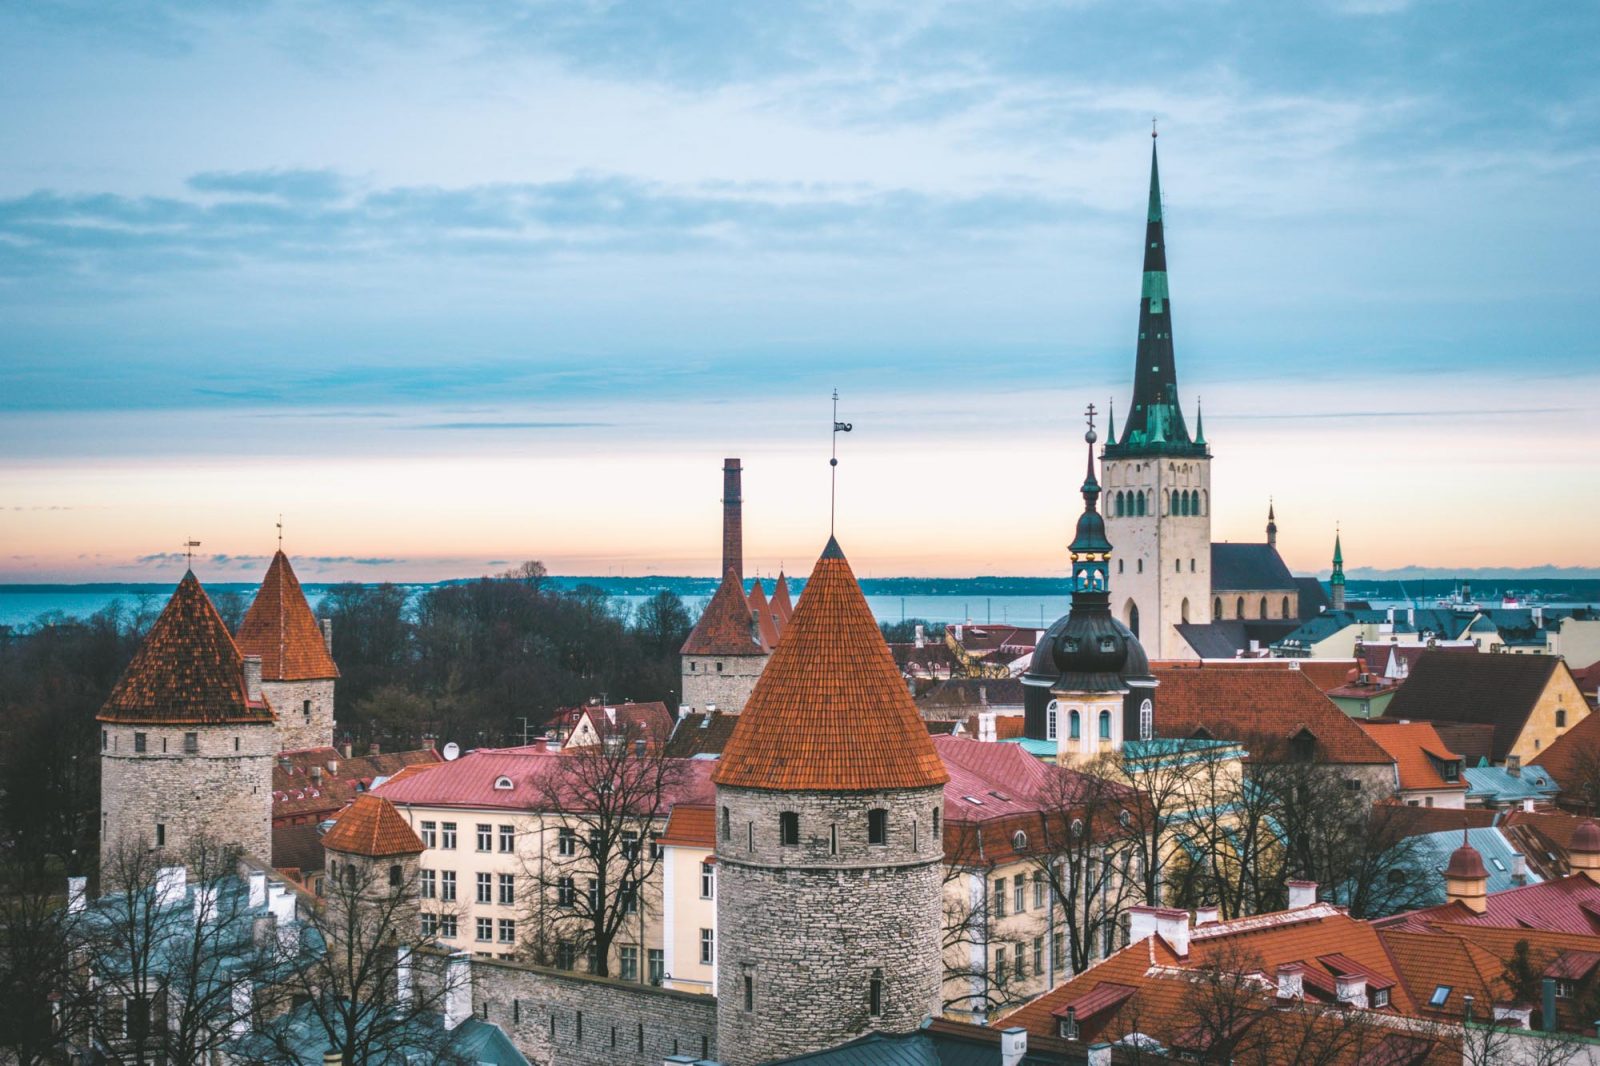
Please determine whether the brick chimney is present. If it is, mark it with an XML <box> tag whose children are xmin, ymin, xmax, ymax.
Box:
<box><xmin>243</xmin><ymin>654</ymin><xmax>263</xmax><ymax>703</ymax></box>
<box><xmin>1287</xmin><ymin>880</ymin><xmax>1318</xmax><ymax>909</ymax></box>
<box><xmin>722</xmin><ymin>458</ymin><xmax>743</xmax><ymax>583</ymax></box>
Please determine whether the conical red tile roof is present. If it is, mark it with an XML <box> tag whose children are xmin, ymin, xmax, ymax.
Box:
<box><xmin>237</xmin><ymin>551</ymin><xmax>339</xmax><ymax>681</ymax></box>
<box><xmin>681</xmin><ymin>568</ymin><xmax>767</xmax><ymax>656</ymax></box>
<box><xmin>747</xmin><ymin>578</ymin><xmax>780</xmax><ymax>647</ymax></box>
<box><xmin>100</xmin><ymin>572</ymin><xmax>275</xmax><ymax>725</ymax></box>
<box><xmin>771</xmin><ymin>572</ymin><xmax>794</xmax><ymax>624</ymax></box>
<box><xmin>714</xmin><ymin>538</ymin><xmax>948</xmax><ymax>792</ymax></box>
<box><xmin>321</xmin><ymin>793</ymin><xmax>425</xmax><ymax>857</ymax></box>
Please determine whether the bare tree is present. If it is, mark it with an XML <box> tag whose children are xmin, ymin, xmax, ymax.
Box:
<box><xmin>937</xmin><ymin>824</ymin><xmax>1023</xmax><ymax>1021</ymax></box>
<box><xmin>526</xmin><ymin>725</ymin><xmax>687</xmax><ymax>978</ymax></box>
<box><xmin>248</xmin><ymin>856</ymin><xmax>470</xmax><ymax>1066</ymax></box>
<box><xmin>0</xmin><ymin>859</ymin><xmax>77</xmax><ymax>1065</ymax></box>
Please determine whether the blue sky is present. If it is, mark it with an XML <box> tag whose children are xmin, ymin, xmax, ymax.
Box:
<box><xmin>2</xmin><ymin>1</ymin><xmax>1597</xmax><ymax>580</ymax></box>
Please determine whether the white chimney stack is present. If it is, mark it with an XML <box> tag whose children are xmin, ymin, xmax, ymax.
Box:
<box><xmin>193</xmin><ymin>884</ymin><xmax>218</xmax><ymax>925</ymax></box>
<box><xmin>155</xmin><ymin>866</ymin><xmax>187</xmax><ymax>907</ymax></box>
<box><xmin>999</xmin><ymin>1027</ymin><xmax>1028</xmax><ymax>1066</ymax></box>
<box><xmin>1277</xmin><ymin>962</ymin><xmax>1305</xmax><ymax>1001</ymax></box>
<box><xmin>320</xmin><ymin>617</ymin><xmax>334</xmax><ymax>655</ymax></box>
<box><xmin>1127</xmin><ymin>905</ymin><xmax>1189</xmax><ymax>957</ymax></box>
<box><xmin>248</xmin><ymin>870</ymin><xmax>268</xmax><ymax>908</ymax></box>
<box><xmin>1287</xmin><ymin>880</ymin><xmax>1318</xmax><ymax>909</ymax></box>
<box><xmin>1195</xmin><ymin>905</ymin><xmax>1220</xmax><ymax>927</ymax></box>
<box><xmin>914</xmin><ymin>624</ymin><xmax>925</xmax><ymax>649</ymax></box>
<box><xmin>978</xmin><ymin>711</ymin><xmax>997</xmax><ymax>743</ymax></box>
<box><xmin>66</xmin><ymin>876</ymin><xmax>87</xmax><ymax>914</ymax></box>
<box><xmin>1336</xmin><ymin>973</ymin><xmax>1368</xmax><ymax>1008</ymax></box>
<box><xmin>230</xmin><ymin>980</ymin><xmax>253</xmax><ymax>1038</ymax></box>
<box><xmin>1512</xmin><ymin>852</ymin><xmax>1529</xmax><ymax>884</ymax></box>
<box><xmin>396</xmin><ymin>946</ymin><xmax>413</xmax><ymax>1006</ymax></box>
<box><xmin>442</xmin><ymin>950</ymin><xmax>472</xmax><ymax>1031</ymax></box>
<box><xmin>243</xmin><ymin>654</ymin><xmax>264</xmax><ymax>703</ymax></box>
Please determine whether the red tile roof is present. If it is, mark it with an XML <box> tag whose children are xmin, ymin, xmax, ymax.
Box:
<box><xmin>1381</xmin><ymin>652</ymin><xmax>1568</xmax><ymax>762</ymax></box>
<box><xmin>1357</xmin><ymin>721</ymin><xmax>1467</xmax><ymax>792</ymax></box>
<box><xmin>236</xmin><ymin>551</ymin><xmax>339</xmax><ymax>681</ymax></box>
<box><xmin>746</xmin><ymin>578</ymin><xmax>780</xmax><ymax>648</ymax></box>
<box><xmin>375</xmin><ymin>745</ymin><xmax>716</xmax><ymax>811</ymax></box>
<box><xmin>1531</xmin><ymin>710</ymin><xmax>1600</xmax><ymax>793</ymax></box>
<box><xmin>272</xmin><ymin>746</ymin><xmax>442</xmax><ymax>824</ymax></box>
<box><xmin>1379</xmin><ymin>872</ymin><xmax>1600</xmax><ymax>935</ymax></box>
<box><xmin>714</xmin><ymin>538</ymin><xmax>949</xmax><ymax>792</ymax></box>
<box><xmin>321</xmin><ymin>793</ymin><xmax>425</xmax><ymax>857</ymax></box>
<box><xmin>658</xmin><ymin>804</ymin><xmax>716</xmax><ymax>849</ymax></box>
<box><xmin>663</xmin><ymin>710</ymin><xmax>738</xmax><ymax>758</ymax></box>
<box><xmin>1152</xmin><ymin>658</ymin><xmax>1361</xmax><ymax>693</ymax></box>
<box><xmin>1152</xmin><ymin>664</ymin><xmax>1394</xmax><ymax>765</ymax></box>
<box><xmin>1376</xmin><ymin>803</ymin><xmax>1498</xmax><ymax>839</ymax></box>
<box><xmin>569</xmin><ymin>702</ymin><xmax>674</xmax><ymax>746</ymax></box>
<box><xmin>680</xmin><ymin>568</ymin><xmax>767</xmax><ymax>657</ymax></box>
<box><xmin>770</xmin><ymin>572</ymin><xmax>794</xmax><ymax>624</ymax></box>
<box><xmin>1375</xmin><ymin>927</ymin><xmax>1505</xmax><ymax>1022</ymax></box>
<box><xmin>100</xmin><ymin>572</ymin><xmax>276</xmax><ymax>725</ymax></box>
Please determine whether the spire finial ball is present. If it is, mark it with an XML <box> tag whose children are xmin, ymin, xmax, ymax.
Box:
<box><xmin>1085</xmin><ymin>428</ymin><xmax>1098</xmax><ymax>445</ymax></box>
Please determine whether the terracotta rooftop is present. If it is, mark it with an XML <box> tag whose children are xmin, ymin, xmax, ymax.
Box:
<box><xmin>1356</xmin><ymin>721</ymin><xmax>1467</xmax><ymax>793</ymax></box>
<box><xmin>321</xmin><ymin>793</ymin><xmax>425</xmax><ymax>857</ymax></box>
<box><xmin>568</xmin><ymin>701</ymin><xmax>675</xmax><ymax>746</ymax></box>
<box><xmin>236</xmin><ymin>551</ymin><xmax>339</xmax><ymax>681</ymax></box>
<box><xmin>714</xmin><ymin>537</ymin><xmax>949</xmax><ymax>793</ymax></box>
<box><xmin>663</xmin><ymin>710</ymin><xmax>738</xmax><ymax>758</ymax></box>
<box><xmin>375</xmin><ymin>745</ymin><xmax>716</xmax><ymax>811</ymax></box>
<box><xmin>1151</xmin><ymin>664</ymin><xmax>1394</xmax><ymax>765</ymax></box>
<box><xmin>1382</xmin><ymin>651</ymin><xmax>1574</xmax><ymax>762</ymax></box>
<box><xmin>100</xmin><ymin>571</ymin><xmax>276</xmax><ymax>725</ymax></box>
<box><xmin>658</xmin><ymin>803</ymin><xmax>716</xmax><ymax>849</ymax></box>
<box><xmin>747</xmin><ymin>578</ymin><xmax>780</xmax><ymax>648</ymax></box>
<box><xmin>1154</xmin><ymin>657</ymin><xmax>1362</xmax><ymax>694</ymax></box>
<box><xmin>680</xmin><ymin>567</ymin><xmax>767</xmax><ymax>657</ymax></box>
<box><xmin>1379</xmin><ymin>872</ymin><xmax>1600</xmax><ymax>935</ymax></box>
<box><xmin>770</xmin><ymin>572</ymin><xmax>794</xmax><ymax>624</ymax></box>
<box><xmin>272</xmin><ymin>746</ymin><xmax>443</xmax><ymax>824</ymax></box>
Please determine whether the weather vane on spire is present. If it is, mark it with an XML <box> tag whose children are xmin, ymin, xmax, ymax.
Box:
<box><xmin>831</xmin><ymin>388</ymin><xmax>852</xmax><ymax>535</ymax></box>
<box><xmin>1152</xmin><ymin>116</ymin><xmax>1158</xmax><ymax>139</ymax></box>
<box><xmin>276</xmin><ymin>514</ymin><xmax>283</xmax><ymax>550</ymax></box>
<box><xmin>184</xmin><ymin>539</ymin><xmax>201</xmax><ymax>569</ymax></box>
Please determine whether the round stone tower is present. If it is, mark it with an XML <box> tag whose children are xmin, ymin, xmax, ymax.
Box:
<box><xmin>237</xmin><ymin>550</ymin><xmax>340</xmax><ymax>753</ymax></box>
<box><xmin>98</xmin><ymin>571</ymin><xmax>278</xmax><ymax>870</ymax></box>
<box><xmin>713</xmin><ymin>537</ymin><xmax>949</xmax><ymax>1066</ymax></box>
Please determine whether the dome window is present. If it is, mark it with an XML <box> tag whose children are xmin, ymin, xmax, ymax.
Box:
<box><xmin>494</xmin><ymin>776</ymin><xmax>514</xmax><ymax>791</ymax></box>
<box><xmin>1098</xmin><ymin>637</ymin><xmax>1116</xmax><ymax>653</ymax></box>
<box><xmin>1011</xmin><ymin>830</ymin><xmax>1028</xmax><ymax>852</ymax></box>
<box><xmin>1071</xmin><ymin>818</ymin><xmax>1084</xmax><ymax>838</ymax></box>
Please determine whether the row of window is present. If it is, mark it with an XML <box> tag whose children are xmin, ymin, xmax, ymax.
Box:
<box><xmin>1111</xmin><ymin>489</ymin><xmax>1207</xmax><ymax>518</ymax></box>
<box><xmin>993</xmin><ymin>934</ymin><xmax>1066</xmax><ymax>985</ymax></box>
<box><xmin>547</xmin><ymin>941</ymin><xmax>668</xmax><ymax>984</ymax></box>
<box><xmin>686</xmin><ymin>660</ymin><xmax>726</xmax><ymax>672</ymax></box>
<box><xmin>722</xmin><ymin>806</ymin><xmax>939</xmax><ymax>852</ymax></box>
<box><xmin>1045</xmin><ymin>700</ymin><xmax>1155</xmax><ymax>744</ymax></box>
<box><xmin>419</xmin><ymin>821</ymin><xmax>517</xmax><ymax>852</ymax></box>
<box><xmin>419</xmin><ymin>869</ymin><xmax>516</xmax><ymax>905</ymax></box>
<box><xmin>992</xmin><ymin>870</ymin><xmax>1049</xmax><ymax>917</ymax></box>
<box><xmin>554</xmin><ymin>876</ymin><xmax>643</xmax><ymax>914</ymax></box>
<box><xmin>1213</xmin><ymin>596</ymin><xmax>1291</xmax><ymax>620</ymax></box>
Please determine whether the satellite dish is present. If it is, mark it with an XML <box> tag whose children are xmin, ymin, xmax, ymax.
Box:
<box><xmin>442</xmin><ymin>742</ymin><xmax>460</xmax><ymax>762</ymax></box>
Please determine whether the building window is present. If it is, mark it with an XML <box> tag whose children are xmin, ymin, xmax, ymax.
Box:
<box><xmin>720</xmin><ymin>807</ymin><xmax>731</xmax><ymax>840</ymax></box>
<box><xmin>1014</xmin><ymin>942</ymin><xmax>1025</xmax><ymax>980</ymax></box>
<box><xmin>994</xmin><ymin>949</ymin><xmax>1007</xmax><ymax>986</ymax></box>
<box><xmin>302</xmin><ymin>699</ymin><xmax>311</xmax><ymax>719</ymax></box>
<box><xmin>557</xmin><ymin>827</ymin><xmax>576</xmax><ymax>856</ymax></box>
<box><xmin>1034</xmin><ymin>870</ymin><xmax>1046</xmax><ymax>909</ymax></box>
<box><xmin>716</xmin><ymin>662</ymin><xmax>723</xmax><ymax>673</ymax></box>
<box><xmin>829</xmin><ymin>823</ymin><xmax>838</xmax><ymax>855</ymax></box>
<box><xmin>1118</xmin><ymin>559</ymin><xmax>1124</xmax><ymax>574</ymax></box>
<box><xmin>437</xmin><ymin>914</ymin><xmax>457</xmax><ymax>938</ymax></box>
<box><xmin>621</xmin><ymin>881</ymin><xmax>638</xmax><ymax>914</ymax></box>
<box><xmin>420</xmin><ymin>870</ymin><xmax>436</xmax><ymax>898</ymax></box>
<box><xmin>557</xmin><ymin>877</ymin><xmax>576</xmax><ymax>907</ymax></box>
<box><xmin>134</xmin><ymin>732</ymin><xmax>147</xmax><ymax>753</ymax></box>
<box><xmin>389</xmin><ymin>864</ymin><xmax>402</xmax><ymax>886</ymax></box>
<box><xmin>1098</xmin><ymin>709</ymin><xmax>1112</xmax><ymax>739</ymax></box>
<box><xmin>869</xmin><ymin>969</ymin><xmax>884</xmax><ymax>1017</ymax></box>
<box><xmin>700</xmin><ymin>928</ymin><xmax>715</xmax><ymax>965</ymax></box>
<box><xmin>183</xmin><ymin>732</ymin><xmax>198</xmax><ymax>754</ymax></box>
<box><xmin>155</xmin><ymin>822</ymin><xmax>165</xmax><ymax>847</ymax></box>
<box><xmin>1033</xmin><ymin>936</ymin><xmax>1044</xmax><ymax>975</ymax></box>
<box><xmin>1373</xmin><ymin>988</ymin><xmax>1390</xmax><ymax>1008</ymax></box>
<box><xmin>700</xmin><ymin>862</ymin><xmax>715</xmax><ymax>900</ymax></box>
<box><xmin>476</xmin><ymin>917</ymin><xmax>493</xmax><ymax>942</ymax></box>
<box><xmin>1137</xmin><ymin>559</ymin><xmax>1144</xmax><ymax>573</ymax></box>
<box><xmin>1140</xmin><ymin>699</ymin><xmax>1154</xmax><ymax>741</ymax></box>
<box><xmin>440</xmin><ymin>870</ymin><xmax>456</xmax><ymax>902</ymax></box>
<box><xmin>648</xmin><ymin>949</ymin><xmax>664</xmax><ymax>985</ymax></box>
<box><xmin>868</xmin><ymin>808</ymin><xmax>887</xmax><ymax>845</ymax></box>
<box><xmin>1236</xmin><ymin>596</ymin><xmax>1245</xmax><ymax>618</ymax></box>
<box><xmin>779</xmin><ymin>811</ymin><xmax>799</xmax><ymax>846</ymax></box>
<box><xmin>1259</xmin><ymin>596</ymin><xmax>1268</xmax><ymax>618</ymax></box>
<box><xmin>477</xmin><ymin>872</ymin><xmax>492</xmax><ymax>904</ymax></box>
<box><xmin>619</xmin><ymin>946</ymin><xmax>639</xmax><ymax>981</ymax></box>
<box><xmin>1282</xmin><ymin>596</ymin><xmax>1291</xmax><ymax>617</ymax></box>
<box><xmin>1558</xmin><ymin>709</ymin><xmax>1568</xmax><ymax>727</ymax></box>
<box><xmin>993</xmin><ymin>878</ymin><xmax>1006</xmax><ymax>918</ymax></box>
<box><xmin>1011</xmin><ymin>874</ymin><xmax>1024</xmax><ymax>913</ymax></box>
<box><xmin>421</xmin><ymin>913</ymin><xmax>438</xmax><ymax>937</ymax></box>
<box><xmin>499</xmin><ymin>824</ymin><xmax>515</xmax><ymax>852</ymax></box>
<box><xmin>747</xmin><ymin>821</ymin><xmax>754</xmax><ymax>851</ymax></box>
<box><xmin>743</xmin><ymin>973</ymin><xmax>754</xmax><ymax>1012</ymax></box>
<box><xmin>421</xmin><ymin>821</ymin><xmax>437</xmax><ymax>848</ymax></box>
<box><xmin>1175</xmin><ymin>558</ymin><xmax>1181</xmax><ymax>573</ymax></box>
<box><xmin>102</xmin><ymin>729</ymin><xmax>108</xmax><ymax>751</ymax></box>
<box><xmin>440</xmin><ymin>822</ymin><xmax>457</xmax><ymax>850</ymax></box>
<box><xmin>1214</xmin><ymin>597</ymin><xmax>1222</xmax><ymax>619</ymax></box>
<box><xmin>233</xmin><ymin>737</ymin><xmax>239</xmax><ymax>752</ymax></box>
<box><xmin>1556</xmin><ymin>980</ymin><xmax>1575</xmax><ymax>999</ymax></box>
<box><xmin>933</xmin><ymin>808</ymin><xmax>941</xmax><ymax>836</ymax></box>
<box><xmin>1046</xmin><ymin>700</ymin><xmax>1059</xmax><ymax>740</ymax></box>
<box><xmin>1070</xmin><ymin>711</ymin><xmax>1081</xmax><ymax>740</ymax></box>
<box><xmin>496</xmin><ymin>918</ymin><xmax>516</xmax><ymax>946</ymax></box>
<box><xmin>499</xmin><ymin>873</ymin><xmax>515</xmax><ymax>905</ymax></box>
<box><xmin>556</xmin><ymin>943</ymin><xmax>576</xmax><ymax>970</ymax></box>
<box><xmin>1191</xmin><ymin>558</ymin><xmax>1196</xmax><ymax>572</ymax></box>
<box><xmin>477</xmin><ymin>824</ymin><xmax>492</xmax><ymax>851</ymax></box>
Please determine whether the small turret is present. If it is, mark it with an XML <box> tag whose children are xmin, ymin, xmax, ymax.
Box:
<box><xmin>1266</xmin><ymin>500</ymin><xmax>1278</xmax><ymax>548</ymax></box>
<box><xmin>1571</xmin><ymin>820</ymin><xmax>1600</xmax><ymax>883</ymax></box>
<box><xmin>1331</xmin><ymin>530</ymin><xmax>1347</xmax><ymax>611</ymax></box>
<box><xmin>1444</xmin><ymin>829</ymin><xmax>1489</xmax><ymax>914</ymax></box>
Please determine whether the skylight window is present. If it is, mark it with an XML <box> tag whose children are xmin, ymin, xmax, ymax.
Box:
<box><xmin>1429</xmin><ymin>985</ymin><xmax>1451</xmax><ymax>1007</ymax></box>
<box><xmin>962</xmin><ymin>795</ymin><xmax>984</xmax><ymax>806</ymax></box>
<box><xmin>1490</xmin><ymin>858</ymin><xmax>1507</xmax><ymax>872</ymax></box>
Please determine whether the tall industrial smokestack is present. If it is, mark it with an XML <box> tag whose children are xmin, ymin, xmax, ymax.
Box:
<box><xmin>722</xmin><ymin>458</ymin><xmax>744</xmax><ymax>582</ymax></box>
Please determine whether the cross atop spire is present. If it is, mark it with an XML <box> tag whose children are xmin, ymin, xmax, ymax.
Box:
<box><xmin>1107</xmin><ymin>130</ymin><xmax>1207</xmax><ymax>460</ymax></box>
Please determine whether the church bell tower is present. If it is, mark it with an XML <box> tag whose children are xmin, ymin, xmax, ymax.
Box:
<box><xmin>1101</xmin><ymin>129</ymin><xmax>1211</xmax><ymax>659</ymax></box>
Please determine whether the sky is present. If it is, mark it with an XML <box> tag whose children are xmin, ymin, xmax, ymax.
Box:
<box><xmin>2</xmin><ymin>0</ymin><xmax>1597</xmax><ymax>583</ymax></box>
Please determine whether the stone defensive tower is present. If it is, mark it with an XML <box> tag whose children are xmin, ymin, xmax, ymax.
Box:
<box><xmin>682</xmin><ymin>457</ymin><xmax>772</xmax><ymax>714</ymax></box>
<box><xmin>712</xmin><ymin>537</ymin><xmax>949</xmax><ymax>1066</ymax></box>
<box><xmin>237</xmin><ymin>550</ymin><xmax>339</xmax><ymax>752</ymax></box>
<box><xmin>1101</xmin><ymin>130</ymin><xmax>1212</xmax><ymax>659</ymax></box>
<box><xmin>98</xmin><ymin>571</ymin><xmax>277</xmax><ymax>869</ymax></box>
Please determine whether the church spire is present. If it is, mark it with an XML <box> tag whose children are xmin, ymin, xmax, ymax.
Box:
<box><xmin>1068</xmin><ymin>405</ymin><xmax>1113</xmax><ymax>601</ymax></box>
<box><xmin>1266</xmin><ymin>499</ymin><xmax>1277</xmax><ymax>547</ymax></box>
<box><xmin>1331</xmin><ymin>529</ymin><xmax>1346</xmax><ymax>611</ymax></box>
<box><xmin>1108</xmin><ymin>128</ymin><xmax>1204</xmax><ymax>458</ymax></box>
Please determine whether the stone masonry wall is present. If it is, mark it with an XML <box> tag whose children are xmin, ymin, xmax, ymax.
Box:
<box><xmin>100</xmin><ymin>721</ymin><xmax>276</xmax><ymax>871</ymax></box>
<box><xmin>680</xmin><ymin>653</ymin><xmax>766</xmax><ymax>715</ymax></box>
<box><xmin>472</xmin><ymin>956</ymin><xmax>717</xmax><ymax>1066</ymax></box>
<box><xmin>262</xmin><ymin>677</ymin><xmax>335</xmax><ymax>753</ymax></box>
<box><xmin>714</xmin><ymin>784</ymin><xmax>945</xmax><ymax>1066</ymax></box>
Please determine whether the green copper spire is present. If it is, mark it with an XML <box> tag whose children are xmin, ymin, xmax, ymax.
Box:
<box><xmin>1105</xmin><ymin>397</ymin><xmax>1117</xmax><ymax>447</ymax></box>
<box><xmin>1194</xmin><ymin>397</ymin><xmax>1205</xmax><ymax>445</ymax></box>
<box><xmin>1107</xmin><ymin>127</ymin><xmax>1205</xmax><ymax>459</ymax></box>
<box><xmin>1332</xmin><ymin>531</ymin><xmax>1345</xmax><ymax>581</ymax></box>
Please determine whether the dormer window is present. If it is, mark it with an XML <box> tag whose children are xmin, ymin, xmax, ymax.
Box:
<box><xmin>494</xmin><ymin>776</ymin><xmax>514</xmax><ymax>791</ymax></box>
<box><xmin>1011</xmin><ymin>830</ymin><xmax>1028</xmax><ymax>852</ymax></box>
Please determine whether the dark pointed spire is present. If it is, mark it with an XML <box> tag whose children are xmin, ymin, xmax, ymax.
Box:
<box><xmin>1108</xmin><ymin>130</ymin><xmax>1206</xmax><ymax>459</ymax></box>
<box><xmin>1193</xmin><ymin>396</ymin><xmax>1205</xmax><ymax>446</ymax></box>
<box><xmin>1069</xmin><ymin>405</ymin><xmax>1112</xmax><ymax>597</ymax></box>
<box><xmin>1266</xmin><ymin>499</ymin><xmax>1278</xmax><ymax>547</ymax></box>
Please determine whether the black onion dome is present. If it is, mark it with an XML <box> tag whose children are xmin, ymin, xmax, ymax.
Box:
<box><xmin>1070</xmin><ymin>504</ymin><xmax>1112</xmax><ymax>556</ymax></box>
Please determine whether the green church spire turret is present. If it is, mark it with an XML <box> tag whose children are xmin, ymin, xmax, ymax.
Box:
<box><xmin>1107</xmin><ymin>127</ymin><xmax>1207</xmax><ymax>460</ymax></box>
<box><xmin>1331</xmin><ymin>529</ymin><xmax>1347</xmax><ymax>611</ymax></box>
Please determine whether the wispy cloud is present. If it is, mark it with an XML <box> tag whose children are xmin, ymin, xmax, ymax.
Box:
<box><xmin>406</xmin><ymin>421</ymin><xmax>612</xmax><ymax>431</ymax></box>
